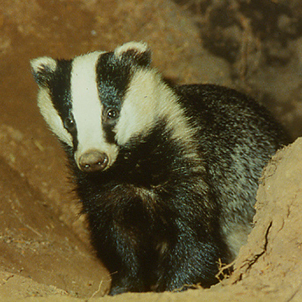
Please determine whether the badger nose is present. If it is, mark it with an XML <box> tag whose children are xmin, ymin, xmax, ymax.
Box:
<box><xmin>78</xmin><ymin>151</ymin><xmax>108</xmax><ymax>172</ymax></box>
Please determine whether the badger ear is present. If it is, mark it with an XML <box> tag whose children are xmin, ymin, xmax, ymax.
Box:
<box><xmin>30</xmin><ymin>57</ymin><xmax>57</xmax><ymax>87</ymax></box>
<box><xmin>114</xmin><ymin>41</ymin><xmax>151</xmax><ymax>67</ymax></box>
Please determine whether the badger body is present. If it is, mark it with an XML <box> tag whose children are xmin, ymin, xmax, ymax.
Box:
<box><xmin>31</xmin><ymin>42</ymin><xmax>289</xmax><ymax>295</ymax></box>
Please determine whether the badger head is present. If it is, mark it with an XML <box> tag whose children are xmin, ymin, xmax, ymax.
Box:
<box><xmin>31</xmin><ymin>42</ymin><xmax>181</xmax><ymax>173</ymax></box>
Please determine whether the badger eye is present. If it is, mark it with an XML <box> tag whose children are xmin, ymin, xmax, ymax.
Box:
<box><xmin>107</xmin><ymin>108</ymin><xmax>119</xmax><ymax>120</ymax></box>
<box><xmin>64</xmin><ymin>116</ymin><xmax>76</xmax><ymax>133</ymax></box>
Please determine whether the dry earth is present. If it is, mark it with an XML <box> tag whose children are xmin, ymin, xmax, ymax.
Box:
<box><xmin>0</xmin><ymin>0</ymin><xmax>302</xmax><ymax>301</ymax></box>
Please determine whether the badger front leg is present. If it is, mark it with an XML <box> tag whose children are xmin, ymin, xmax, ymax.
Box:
<box><xmin>154</xmin><ymin>232</ymin><xmax>227</xmax><ymax>292</ymax></box>
<box><xmin>109</xmin><ymin>268</ymin><xmax>144</xmax><ymax>296</ymax></box>
<box><xmin>107</xmin><ymin>254</ymin><xmax>144</xmax><ymax>295</ymax></box>
<box><xmin>91</xmin><ymin>222</ymin><xmax>147</xmax><ymax>295</ymax></box>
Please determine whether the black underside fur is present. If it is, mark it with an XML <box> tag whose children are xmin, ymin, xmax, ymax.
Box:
<box><xmin>65</xmin><ymin>84</ymin><xmax>289</xmax><ymax>295</ymax></box>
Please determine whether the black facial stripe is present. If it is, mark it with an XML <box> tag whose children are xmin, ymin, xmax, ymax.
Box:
<box><xmin>48</xmin><ymin>59</ymin><xmax>73</xmax><ymax>119</ymax></box>
<box><xmin>96</xmin><ymin>52</ymin><xmax>132</xmax><ymax>107</ymax></box>
<box><xmin>96</xmin><ymin>52</ymin><xmax>133</xmax><ymax>145</ymax></box>
<box><xmin>48</xmin><ymin>59</ymin><xmax>79</xmax><ymax>150</ymax></box>
<box><xmin>102</xmin><ymin>123</ymin><xmax>116</xmax><ymax>144</ymax></box>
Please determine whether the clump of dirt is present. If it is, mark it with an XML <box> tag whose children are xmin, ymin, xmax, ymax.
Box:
<box><xmin>0</xmin><ymin>0</ymin><xmax>302</xmax><ymax>301</ymax></box>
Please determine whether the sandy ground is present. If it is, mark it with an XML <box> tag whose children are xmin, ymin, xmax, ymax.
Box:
<box><xmin>0</xmin><ymin>0</ymin><xmax>302</xmax><ymax>301</ymax></box>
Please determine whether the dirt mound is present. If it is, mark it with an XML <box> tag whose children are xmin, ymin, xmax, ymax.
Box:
<box><xmin>224</xmin><ymin>138</ymin><xmax>302</xmax><ymax>301</ymax></box>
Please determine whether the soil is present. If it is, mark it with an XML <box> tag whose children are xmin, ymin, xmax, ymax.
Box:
<box><xmin>0</xmin><ymin>0</ymin><xmax>302</xmax><ymax>301</ymax></box>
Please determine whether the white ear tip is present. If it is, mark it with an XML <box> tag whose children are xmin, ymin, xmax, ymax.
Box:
<box><xmin>30</xmin><ymin>56</ymin><xmax>57</xmax><ymax>73</ymax></box>
<box><xmin>114</xmin><ymin>41</ymin><xmax>149</xmax><ymax>57</ymax></box>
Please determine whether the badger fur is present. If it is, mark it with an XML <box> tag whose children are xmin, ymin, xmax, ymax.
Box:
<box><xmin>31</xmin><ymin>42</ymin><xmax>289</xmax><ymax>295</ymax></box>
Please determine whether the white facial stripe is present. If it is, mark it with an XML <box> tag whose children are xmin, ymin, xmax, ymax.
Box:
<box><xmin>37</xmin><ymin>88</ymin><xmax>73</xmax><ymax>146</ymax></box>
<box><xmin>115</xmin><ymin>68</ymin><xmax>197</xmax><ymax>153</ymax></box>
<box><xmin>31</xmin><ymin>57</ymin><xmax>73</xmax><ymax>146</ymax></box>
<box><xmin>70</xmin><ymin>51</ymin><xmax>118</xmax><ymax>167</ymax></box>
<box><xmin>115</xmin><ymin>69</ymin><xmax>159</xmax><ymax>145</ymax></box>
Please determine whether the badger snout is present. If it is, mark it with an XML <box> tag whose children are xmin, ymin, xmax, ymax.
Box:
<box><xmin>78</xmin><ymin>150</ymin><xmax>108</xmax><ymax>172</ymax></box>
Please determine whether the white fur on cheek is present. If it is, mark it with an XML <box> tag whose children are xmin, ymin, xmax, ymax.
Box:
<box><xmin>114</xmin><ymin>67</ymin><xmax>198</xmax><ymax>160</ymax></box>
<box><xmin>70</xmin><ymin>51</ymin><xmax>119</xmax><ymax>169</ymax></box>
<box><xmin>115</xmin><ymin>69</ymin><xmax>159</xmax><ymax>145</ymax></box>
<box><xmin>37</xmin><ymin>88</ymin><xmax>73</xmax><ymax>146</ymax></box>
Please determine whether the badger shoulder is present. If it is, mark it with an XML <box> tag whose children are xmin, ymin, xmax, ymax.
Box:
<box><xmin>172</xmin><ymin>83</ymin><xmax>289</xmax><ymax>147</ymax></box>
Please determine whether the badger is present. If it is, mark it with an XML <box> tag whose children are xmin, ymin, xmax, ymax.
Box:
<box><xmin>31</xmin><ymin>41</ymin><xmax>289</xmax><ymax>295</ymax></box>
